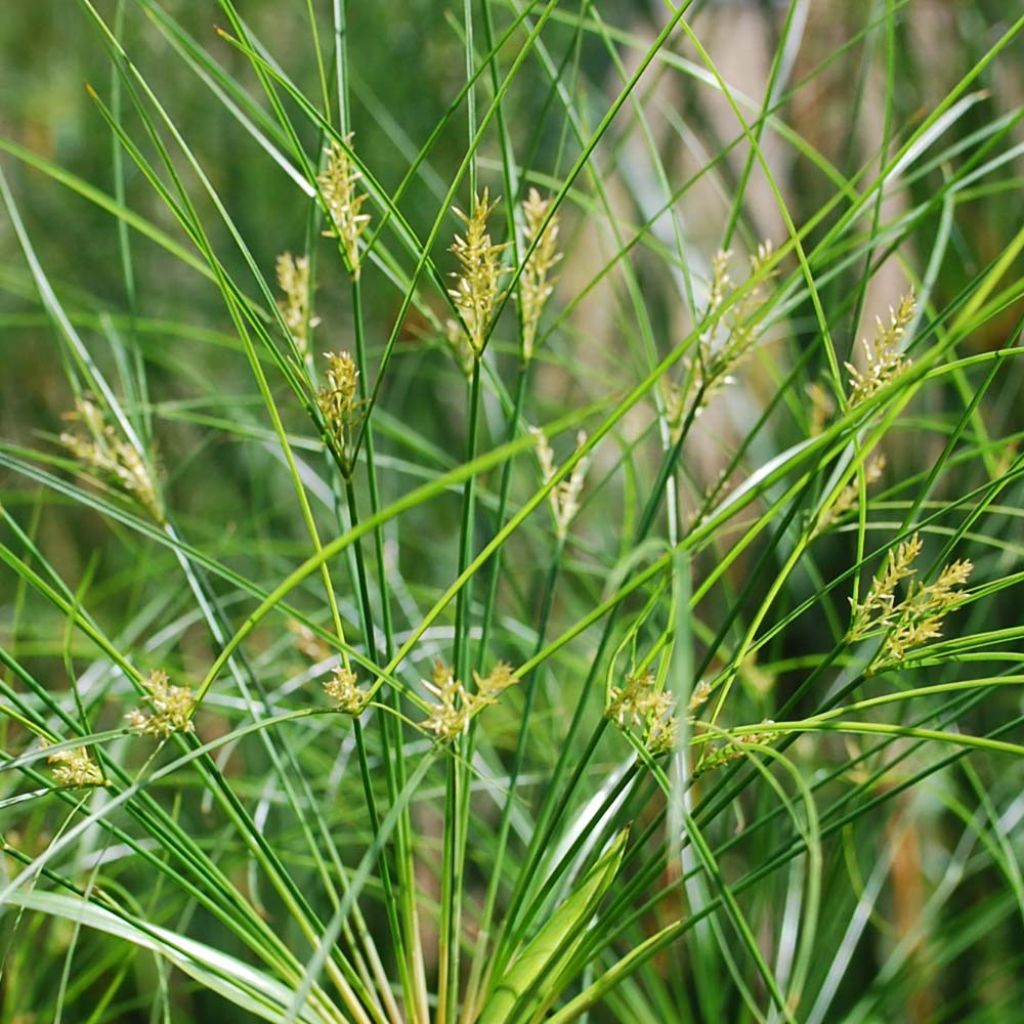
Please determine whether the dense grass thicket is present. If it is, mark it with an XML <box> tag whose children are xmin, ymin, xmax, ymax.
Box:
<box><xmin>2</xmin><ymin>2</ymin><xmax>1024</xmax><ymax>1021</ymax></box>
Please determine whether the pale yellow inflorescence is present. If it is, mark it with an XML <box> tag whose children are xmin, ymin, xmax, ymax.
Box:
<box><xmin>849</xmin><ymin>532</ymin><xmax>973</xmax><ymax>666</ymax></box>
<box><xmin>318</xmin><ymin>135</ymin><xmax>371</xmax><ymax>279</ymax></box>
<box><xmin>518</xmin><ymin>188</ymin><xmax>562</xmax><ymax>362</ymax></box>
<box><xmin>606</xmin><ymin>671</ymin><xmax>679</xmax><ymax>756</ymax></box>
<box><xmin>317</xmin><ymin>350</ymin><xmax>362</xmax><ymax>468</ymax></box>
<box><xmin>530</xmin><ymin>427</ymin><xmax>591</xmax><ymax>541</ymax></box>
<box><xmin>46</xmin><ymin>743</ymin><xmax>103</xmax><ymax>788</ymax></box>
<box><xmin>126</xmin><ymin>670</ymin><xmax>195</xmax><ymax>738</ymax></box>
<box><xmin>276</xmin><ymin>252</ymin><xmax>320</xmax><ymax>358</ymax></box>
<box><xmin>60</xmin><ymin>398</ymin><xmax>163</xmax><ymax>523</ymax></box>
<box><xmin>323</xmin><ymin>665</ymin><xmax>369</xmax><ymax>715</ymax></box>
<box><xmin>421</xmin><ymin>659</ymin><xmax>518</xmax><ymax>742</ymax></box>
<box><xmin>603</xmin><ymin>670</ymin><xmax>774</xmax><ymax>767</ymax></box>
<box><xmin>448</xmin><ymin>189</ymin><xmax>508</xmax><ymax>357</ymax></box>
<box><xmin>663</xmin><ymin>242</ymin><xmax>776</xmax><ymax>437</ymax></box>
<box><xmin>814</xmin><ymin>454</ymin><xmax>887</xmax><ymax>536</ymax></box>
<box><xmin>845</xmin><ymin>292</ymin><xmax>915</xmax><ymax>406</ymax></box>
<box><xmin>695</xmin><ymin>721</ymin><xmax>776</xmax><ymax>777</ymax></box>
<box><xmin>849</xmin><ymin>533</ymin><xmax>923</xmax><ymax>640</ymax></box>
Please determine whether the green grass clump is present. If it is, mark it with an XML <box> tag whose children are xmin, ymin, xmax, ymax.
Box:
<box><xmin>2</xmin><ymin>2</ymin><xmax>1024</xmax><ymax>1021</ymax></box>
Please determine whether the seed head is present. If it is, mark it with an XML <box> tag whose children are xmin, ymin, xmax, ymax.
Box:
<box><xmin>846</xmin><ymin>292</ymin><xmax>915</xmax><ymax>405</ymax></box>
<box><xmin>470</xmin><ymin>661</ymin><xmax>516</xmax><ymax>710</ymax></box>
<box><xmin>882</xmin><ymin>557</ymin><xmax>973</xmax><ymax>665</ymax></box>
<box><xmin>530</xmin><ymin>427</ymin><xmax>591</xmax><ymax>540</ymax></box>
<box><xmin>421</xmin><ymin>659</ymin><xmax>519</xmax><ymax>742</ymax></box>
<box><xmin>448</xmin><ymin>189</ymin><xmax>508</xmax><ymax>356</ymax></box>
<box><xmin>422</xmin><ymin>660</ymin><xmax>470</xmax><ymax>741</ymax></box>
<box><xmin>696</xmin><ymin>721</ymin><xmax>776</xmax><ymax>777</ymax></box>
<box><xmin>672</xmin><ymin>242</ymin><xmax>775</xmax><ymax>422</ymax></box>
<box><xmin>606</xmin><ymin>670</ymin><xmax>679</xmax><ymax>755</ymax></box>
<box><xmin>849</xmin><ymin>533</ymin><xmax>922</xmax><ymax>640</ymax></box>
<box><xmin>127</xmin><ymin>670</ymin><xmax>195</xmax><ymax>738</ymax></box>
<box><xmin>319</xmin><ymin>135</ymin><xmax>371</xmax><ymax>279</ymax></box>
<box><xmin>46</xmin><ymin>743</ymin><xmax>103</xmax><ymax>788</ymax></box>
<box><xmin>323</xmin><ymin>666</ymin><xmax>369</xmax><ymax>715</ymax></box>
<box><xmin>317</xmin><ymin>350</ymin><xmax>362</xmax><ymax>467</ymax></box>
<box><xmin>519</xmin><ymin>188</ymin><xmax>561</xmax><ymax>361</ymax></box>
<box><xmin>849</xmin><ymin>533</ymin><xmax>973</xmax><ymax>666</ymax></box>
<box><xmin>276</xmin><ymin>252</ymin><xmax>319</xmax><ymax>358</ymax></box>
<box><xmin>60</xmin><ymin>398</ymin><xmax>163</xmax><ymax>523</ymax></box>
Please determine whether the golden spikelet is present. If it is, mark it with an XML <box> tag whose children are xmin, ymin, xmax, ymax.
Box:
<box><xmin>422</xmin><ymin>659</ymin><xmax>471</xmax><ymax>741</ymax></box>
<box><xmin>882</xmin><ymin>557</ymin><xmax>973</xmax><ymax>665</ymax></box>
<box><xmin>849</xmin><ymin>533</ymin><xmax>922</xmax><ymax>640</ymax></box>
<box><xmin>448</xmin><ymin>189</ymin><xmax>508</xmax><ymax>357</ymax></box>
<box><xmin>60</xmin><ymin>398</ymin><xmax>163</xmax><ymax>523</ymax></box>
<box><xmin>530</xmin><ymin>427</ymin><xmax>590</xmax><ymax>540</ymax></box>
<box><xmin>849</xmin><ymin>533</ymin><xmax>973</xmax><ymax>665</ymax></box>
<box><xmin>46</xmin><ymin>743</ymin><xmax>103</xmax><ymax>788</ymax></box>
<box><xmin>323</xmin><ymin>666</ymin><xmax>369</xmax><ymax>715</ymax></box>
<box><xmin>126</xmin><ymin>670</ymin><xmax>195</xmax><ymax>738</ymax></box>
<box><xmin>695</xmin><ymin>722</ymin><xmax>776</xmax><ymax>777</ymax></box>
<box><xmin>668</xmin><ymin>241</ymin><xmax>776</xmax><ymax>426</ymax></box>
<box><xmin>519</xmin><ymin>188</ymin><xmax>562</xmax><ymax>361</ymax></box>
<box><xmin>318</xmin><ymin>135</ymin><xmax>371</xmax><ymax>278</ymax></box>
<box><xmin>606</xmin><ymin>671</ymin><xmax>679</xmax><ymax>756</ymax></box>
<box><xmin>845</xmin><ymin>292</ymin><xmax>915</xmax><ymax>405</ymax></box>
<box><xmin>421</xmin><ymin>659</ymin><xmax>519</xmax><ymax>742</ymax></box>
<box><xmin>317</xmin><ymin>350</ymin><xmax>363</xmax><ymax>469</ymax></box>
<box><xmin>276</xmin><ymin>252</ymin><xmax>319</xmax><ymax>358</ymax></box>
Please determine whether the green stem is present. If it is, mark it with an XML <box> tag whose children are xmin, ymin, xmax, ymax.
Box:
<box><xmin>462</xmin><ymin>533</ymin><xmax>565</xmax><ymax>1020</ymax></box>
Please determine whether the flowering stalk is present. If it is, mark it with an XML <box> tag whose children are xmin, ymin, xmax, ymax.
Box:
<box><xmin>318</xmin><ymin>135</ymin><xmax>371</xmax><ymax>279</ymax></box>
<box><xmin>45</xmin><ymin>742</ymin><xmax>104</xmax><ymax>788</ymax></box>
<box><xmin>60</xmin><ymin>397</ymin><xmax>163</xmax><ymax>523</ymax></box>
<box><xmin>518</xmin><ymin>188</ymin><xmax>561</xmax><ymax>362</ymax></box>
<box><xmin>849</xmin><ymin>533</ymin><xmax>973</xmax><ymax>667</ymax></box>
<box><xmin>275</xmin><ymin>252</ymin><xmax>319</xmax><ymax>359</ymax></box>
<box><xmin>317</xmin><ymin>350</ymin><xmax>363</xmax><ymax>474</ymax></box>
<box><xmin>421</xmin><ymin>660</ymin><xmax>517</xmax><ymax>742</ymax></box>
<box><xmin>448</xmin><ymin>189</ymin><xmax>507</xmax><ymax>358</ymax></box>
<box><xmin>845</xmin><ymin>292</ymin><xmax>915</xmax><ymax>405</ymax></box>
<box><xmin>126</xmin><ymin>670</ymin><xmax>195</xmax><ymax>737</ymax></box>
<box><xmin>530</xmin><ymin>427</ymin><xmax>591</xmax><ymax>540</ymax></box>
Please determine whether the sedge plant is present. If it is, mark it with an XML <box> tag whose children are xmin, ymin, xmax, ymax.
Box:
<box><xmin>2</xmin><ymin>1</ymin><xmax>1024</xmax><ymax>1021</ymax></box>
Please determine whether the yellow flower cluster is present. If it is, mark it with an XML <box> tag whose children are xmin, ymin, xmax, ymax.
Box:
<box><xmin>849</xmin><ymin>532</ymin><xmax>972</xmax><ymax>666</ymax></box>
<box><xmin>46</xmin><ymin>743</ymin><xmax>103</xmax><ymax>788</ymax></box>
<box><xmin>606</xmin><ymin>671</ymin><xmax>679</xmax><ymax>756</ymax></box>
<box><xmin>845</xmin><ymin>292</ymin><xmax>915</xmax><ymax>405</ymax></box>
<box><xmin>422</xmin><ymin>659</ymin><xmax>517</xmax><ymax>742</ymax></box>
<box><xmin>317</xmin><ymin>350</ymin><xmax>363</xmax><ymax>469</ymax></box>
<box><xmin>663</xmin><ymin>242</ymin><xmax>776</xmax><ymax>434</ymax></box>
<box><xmin>323</xmin><ymin>666</ymin><xmax>369</xmax><ymax>715</ymax></box>
<box><xmin>518</xmin><ymin>188</ymin><xmax>562</xmax><ymax>362</ymax></box>
<box><xmin>530</xmin><ymin>427</ymin><xmax>591</xmax><ymax>541</ymax></box>
<box><xmin>448</xmin><ymin>189</ymin><xmax>508</xmax><ymax>357</ymax></box>
<box><xmin>126</xmin><ymin>670</ymin><xmax>195</xmax><ymax>738</ymax></box>
<box><xmin>318</xmin><ymin>135</ymin><xmax>371</xmax><ymax>278</ymax></box>
<box><xmin>60</xmin><ymin>398</ymin><xmax>163</xmax><ymax>523</ymax></box>
<box><xmin>276</xmin><ymin>252</ymin><xmax>319</xmax><ymax>358</ymax></box>
<box><xmin>695</xmin><ymin>721</ymin><xmax>776</xmax><ymax>777</ymax></box>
